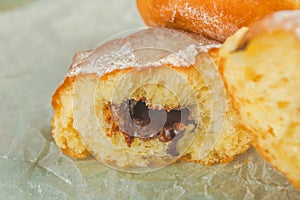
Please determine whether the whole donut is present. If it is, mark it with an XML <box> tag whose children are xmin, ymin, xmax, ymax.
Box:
<box><xmin>137</xmin><ymin>0</ymin><xmax>300</xmax><ymax>42</ymax></box>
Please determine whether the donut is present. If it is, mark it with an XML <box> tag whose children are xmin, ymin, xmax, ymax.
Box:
<box><xmin>136</xmin><ymin>0</ymin><xmax>300</xmax><ymax>42</ymax></box>
<box><xmin>220</xmin><ymin>10</ymin><xmax>300</xmax><ymax>189</ymax></box>
<box><xmin>51</xmin><ymin>28</ymin><xmax>250</xmax><ymax>171</ymax></box>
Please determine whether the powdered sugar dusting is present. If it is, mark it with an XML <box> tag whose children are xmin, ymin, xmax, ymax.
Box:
<box><xmin>68</xmin><ymin>42</ymin><xmax>137</xmax><ymax>76</ymax></box>
<box><xmin>269</xmin><ymin>10</ymin><xmax>300</xmax><ymax>40</ymax></box>
<box><xmin>67</xmin><ymin>28</ymin><xmax>220</xmax><ymax>77</ymax></box>
<box><xmin>158</xmin><ymin>44</ymin><xmax>198</xmax><ymax>66</ymax></box>
<box><xmin>243</xmin><ymin>10</ymin><xmax>300</xmax><ymax>43</ymax></box>
<box><xmin>160</xmin><ymin>1</ymin><xmax>177</xmax><ymax>23</ymax></box>
<box><xmin>181</xmin><ymin>3</ymin><xmax>214</xmax><ymax>26</ymax></box>
<box><xmin>176</xmin><ymin>2</ymin><xmax>235</xmax><ymax>41</ymax></box>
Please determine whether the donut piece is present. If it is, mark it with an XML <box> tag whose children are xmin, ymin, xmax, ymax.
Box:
<box><xmin>137</xmin><ymin>0</ymin><xmax>300</xmax><ymax>42</ymax></box>
<box><xmin>51</xmin><ymin>28</ymin><xmax>251</xmax><ymax>170</ymax></box>
<box><xmin>220</xmin><ymin>10</ymin><xmax>300</xmax><ymax>189</ymax></box>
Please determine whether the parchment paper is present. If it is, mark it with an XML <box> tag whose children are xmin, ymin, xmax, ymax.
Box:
<box><xmin>0</xmin><ymin>0</ymin><xmax>299</xmax><ymax>199</ymax></box>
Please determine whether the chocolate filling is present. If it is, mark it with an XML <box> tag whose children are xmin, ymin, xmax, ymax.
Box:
<box><xmin>110</xmin><ymin>99</ymin><xmax>195</xmax><ymax>157</ymax></box>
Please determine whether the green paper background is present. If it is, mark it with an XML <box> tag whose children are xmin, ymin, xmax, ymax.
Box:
<box><xmin>0</xmin><ymin>0</ymin><xmax>299</xmax><ymax>199</ymax></box>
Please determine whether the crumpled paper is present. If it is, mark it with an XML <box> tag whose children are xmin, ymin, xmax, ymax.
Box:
<box><xmin>0</xmin><ymin>0</ymin><xmax>299</xmax><ymax>199</ymax></box>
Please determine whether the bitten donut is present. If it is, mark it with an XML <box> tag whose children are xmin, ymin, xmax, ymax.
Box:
<box><xmin>220</xmin><ymin>10</ymin><xmax>300</xmax><ymax>190</ymax></box>
<box><xmin>52</xmin><ymin>28</ymin><xmax>251</xmax><ymax>171</ymax></box>
<box><xmin>137</xmin><ymin>0</ymin><xmax>300</xmax><ymax>42</ymax></box>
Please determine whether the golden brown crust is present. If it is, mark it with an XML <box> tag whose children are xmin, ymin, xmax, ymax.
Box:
<box><xmin>137</xmin><ymin>0</ymin><xmax>300</xmax><ymax>42</ymax></box>
<box><xmin>51</xmin><ymin>77</ymin><xmax>89</xmax><ymax>158</ymax></box>
<box><xmin>180</xmin><ymin>151</ymin><xmax>236</xmax><ymax>166</ymax></box>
